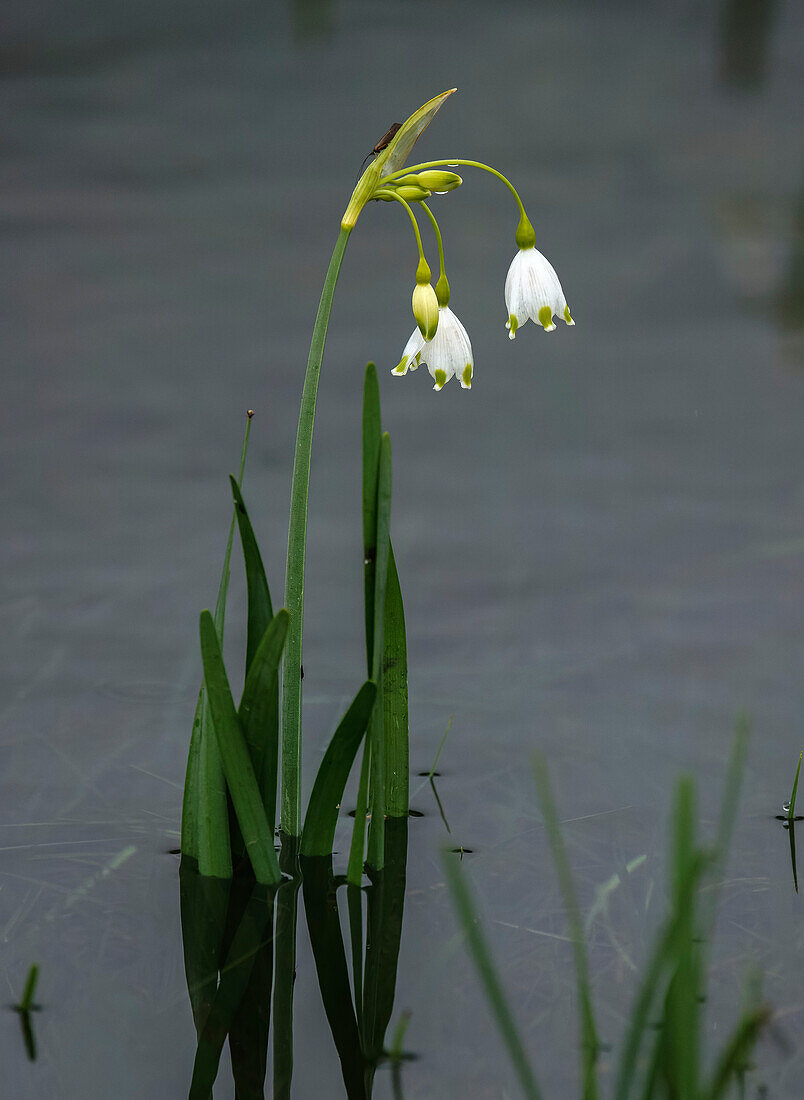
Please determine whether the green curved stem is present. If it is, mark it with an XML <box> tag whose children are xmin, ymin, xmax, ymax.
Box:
<box><xmin>281</xmin><ymin>225</ymin><xmax>351</xmax><ymax>837</ymax></box>
<box><xmin>373</xmin><ymin>189</ymin><xmax>429</xmax><ymax>270</ymax></box>
<box><xmin>419</xmin><ymin>202</ymin><xmax>446</xmax><ymax>285</ymax></box>
<box><xmin>381</xmin><ymin>159</ymin><xmax>527</xmax><ymax>219</ymax></box>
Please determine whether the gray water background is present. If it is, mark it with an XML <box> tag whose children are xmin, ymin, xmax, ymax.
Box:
<box><xmin>1</xmin><ymin>0</ymin><xmax>803</xmax><ymax>1095</ymax></box>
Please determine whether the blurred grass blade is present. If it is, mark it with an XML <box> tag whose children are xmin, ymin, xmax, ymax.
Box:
<box><xmin>383</xmin><ymin>546</ymin><xmax>409</xmax><ymax>819</ymax></box>
<box><xmin>612</xmin><ymin>848</ymin><xmax>708</xmax><ymax>1100</ymax></box>
<box><xmin>238</xmin><ymin>609</ymin><xmax>289</xmax><ymax>830</ymax></box>
<box><xmin>702</xmin><ymin>715</ymin><xmax>749</xmax><ymax>944</ymax></box>
<box><xmin>230</xmin><ymin>475</ymin><xmax>274</xmax><ymax>673</ymax></box>
<box><xmin>441</xmin><ymin>851</ymin><xmax>542</xmax><ymax>1100</ymax></box>
<box><xmin>199</xmin><ymin>610</ymin><xmax>281</xmax><ymax>885</ymax></box>
<box><xmin>362</xmin><ymin>363</ymin><xmax>382</xmax><ymax>672</ymax></box>
<box><xmin>367</xmin><ymin>432</ymin><xmax>392</xmax><ymax>870</ymax></box>
<box><xmin>707</xmin><ymin>1005</ymin><xmax>771</xmax><ymax>1100</ymax></box>
<box><xmin>182</xmin><ymin>414</ymin><xmax>252</xmax><ymax>869</ymax></box>
<box><xmin>532</xmin><ymin>753</ymin><xmax>599</xmax><ymax>1100</ymax></box>
<box><xmin>612</xmin><ymin>917</ymin><xmax>679</xmax><ymax>1100</ymax></box>
<box><xmin>664</xmin><ymin>778</ymin><xmax>700</xmax><ymax>1098</ymax></box>
<box><xmin>301</xmin><ymin>681</ymin><xmax>377</xmax><ymax>858</ymax></box>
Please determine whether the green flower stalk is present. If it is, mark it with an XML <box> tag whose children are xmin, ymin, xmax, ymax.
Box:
<box><xmin>281</xmin><ymin>90</ymin><xmax>456</xmax><ymax>835</ymax></box>
<box><xmin>280</xmin><ymin>87</ymin><xmax>574</xmax><ymax>834</ymax></box>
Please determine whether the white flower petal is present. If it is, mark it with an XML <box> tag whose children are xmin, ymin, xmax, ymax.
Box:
<box><xmin>392</xmin><ymin>328</ymin><xmax>425</xmax><ymax>375</ymax></box>
<box><xmin>397</xmin><ymin>305</ymin><xmax>474</xmax><ymax>392</ymax></box>
<box><xmin>420</xmin><ymin>306</ymin><xmax>473</xmax><ymax>390</ymax></box>
<box><xmin>503</xmin><ymin>247</ymin><xmax>572</xmax><ymax>336</ymax></box>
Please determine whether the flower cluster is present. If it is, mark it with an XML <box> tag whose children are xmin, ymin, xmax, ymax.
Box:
<box><xmin>341</xmin><ymin>90</ymin><xmax>574</xmax><ymax>392</ymax></box>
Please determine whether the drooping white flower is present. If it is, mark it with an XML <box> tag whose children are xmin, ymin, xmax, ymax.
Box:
<box><xmin>504</xmin><ymin>246</ymin><xmax>574</xmax><ymax>339</ymax></box>
<box><xmin>392</xmin><ymin>306</ymin><xmax>474</xmax><ymax>391</ymax></box>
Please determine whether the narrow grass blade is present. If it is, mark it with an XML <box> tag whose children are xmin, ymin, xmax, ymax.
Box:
<box><xmin>441</xmin><ymin>851</ymin><xmax>542</xmax><ymax>1100</ymax></box>
<box><xmin>383</xmin><ymin>546</ymin><xmax>409</xmax><ymax>819</ymax></box>
<box><xmin>238</xmin><ymin>610</ymin><xmax>289</xmax><ymax>830</ymax></box>
<box><xmin>230</xmin><ymin>475</ymin><xmax>274</xmax><ymax>673</ymax></box>
<box><xmin>199</xmin><ymin>610</ymin><xmax>281</xmax><ymax>885</ymax></box>
<box><xmin>302</xmin><ymin>857</ymin><xmax>367</xmax><ymax>1098</ymax></box>
<box><xmin>532</xmin><ymin>754</ymin><xmax>599</xmax><ymax>1100</ymax></box>
<box><xmin>182</xmin><ymin>413</ymin><xmax>252</xmax><ymax>868</ymax></box>
<box><xmin>301</xmin><ymin>681</ymin><xmax>377</xmax><ymax>858</ymax></box>
<box><xmin>788</xmin><ymin>820</ymin><xmax>798</xmax><ymax>893</ymax></box>
<box><xmin>367</xmin><ymin>433</ymin><xmax>392</xmax><ymax>870</ymax></box>
<box><xmin>362</xmin><ymin>363</ymin><xmax>382</xmax><ymax>673</ymax></box>
<box><xmin>788</xmin><ymin>751</ymin><xmax>802</xmax><ymax>822</ymax></box>
<box><xmin>411</xmin><ymin>715</ymin><xmax>454</xmax><ymax>800</ymax></box>
<box><xmin>19</xmin><ymin>965</ymin><xmax>39</xmax><ymax>1012</ymax></box>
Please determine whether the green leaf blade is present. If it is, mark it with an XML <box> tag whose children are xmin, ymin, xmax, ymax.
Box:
<box><xmin>367</xmin><ymin>433</ymin><xmax>393</xmax><ymax>870</ymax></box>
<box><xmin>239</xmin><ymin>609</ymin><xmax>289</xmax><ymax>831</ymax></box>
<box><xmin>199</xmin><ymin>610</ymin><xmax>281</xmax><ymax>885</ymax></box>
<box><xmin>182</xmin><ymin>415</ymin><xmax>253</xmax><ymax>865</ymax></box>
<box><xmin>383</xmin><ymin>545</ymin><xmax>409</xmax><ymax>819</ymax></box>
<box><xmin>301</xmin><ymin>681</ymin><xmax>377</xmax><ymax>858</ymax></box>
<box><xmin>230</xmin><ymin>475</ymin><xmax>274</xmax><ymax>673</ymax></box>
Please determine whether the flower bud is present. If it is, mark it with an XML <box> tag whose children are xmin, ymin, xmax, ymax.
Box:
<box><xmin>410</xmin><ymin>170</ymin><xmax>462</xmax><ymax>192</ymax></box>
<box><xmin>392</xmin><ymin>171</ymin><xmax>462</xmax><ymax>193</ymax></box>
<box><xmin>412</xmin><ymin>280</ymin><xmax>439</xmax><ymax>340</ymax></box>
<box><xmin>377</xmin><ymin>183</ymin><xmax>431</xmax><ymax>203</ymax></box>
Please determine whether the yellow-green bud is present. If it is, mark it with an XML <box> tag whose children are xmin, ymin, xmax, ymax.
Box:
<box><xmin>411</xmin><ymin>170</ymin><xmax>462</xmax><ymax>192</ymax></box>
<box><xmin>412</xmin><ymin>281</ymin><xmax>439</xmax><ymax>340</ymax></box>
<box><xmin>376</xmin><ymin>183</ymin><xmax>431</xmax><ymax>203</ymax></box>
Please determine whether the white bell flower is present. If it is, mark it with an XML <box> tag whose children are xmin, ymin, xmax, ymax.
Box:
<box><xmin>504</xmin><ymin>246</ymin><xmax>574</xmax><ymax>339</ymax></box>
<box><xmin>392</xmin><ymin>306</ymin><xmax>474</xmax><ymax>391</ymax></box>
